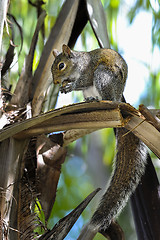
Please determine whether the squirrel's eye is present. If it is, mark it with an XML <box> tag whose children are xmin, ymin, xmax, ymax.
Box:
<box><xmin>58</xmin><ymin>62</ymin><xmax>66</xmax><ymax>71</ymax></box>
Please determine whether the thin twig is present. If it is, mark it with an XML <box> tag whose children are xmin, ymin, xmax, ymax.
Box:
<box><xmin>122</xmin><ymin>119</ymin><xmax>146</xmax><ymax>137</ymax></box>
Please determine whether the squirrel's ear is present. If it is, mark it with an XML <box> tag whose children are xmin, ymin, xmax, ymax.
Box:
<box><xmin>62</xmin><ymin>44</ymin><xmax>72</xmax><ymax>57</ymax></box>
<box><xmin>52</xmin><ymin>49</ymin><xmax>60</xmax><ymax>58</ymax></box>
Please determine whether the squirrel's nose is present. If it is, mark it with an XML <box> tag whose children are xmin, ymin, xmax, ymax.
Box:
<box><xmin>54</xmin><ymin>80</ymin><xmax>61</xmax><ymax>84</ymax></box>
<box><xmin>53</xmin><ymin>76</ymin><xmax>61</xmax><ymax>84</ymax></box>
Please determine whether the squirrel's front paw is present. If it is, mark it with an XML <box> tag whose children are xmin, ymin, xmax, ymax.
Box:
<box><xmin>84</xmin><ymin>96</ymin><xmax>100</xmax><ymax>102</ymax></box>
<box><xmin>60</xmin><ymin>83</ymin><xmax>73</xmax><ymax>94</ymax></box>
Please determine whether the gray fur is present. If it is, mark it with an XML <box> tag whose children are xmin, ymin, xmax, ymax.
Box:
<box><xmin>51</xmin><ymin>46</ymin><xmax>147</xmax><ymax>237</ymax></box>
<box><xmin>90</xmin><ymin>128</ymin><xmax>147</xmax><ymax>231</ymax></box>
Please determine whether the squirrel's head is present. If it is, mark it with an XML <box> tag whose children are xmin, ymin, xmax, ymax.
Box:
<box><xmin>51</xmin><ymin>45</ymin><xmax>76</xmax><ymax>86</ymax></box>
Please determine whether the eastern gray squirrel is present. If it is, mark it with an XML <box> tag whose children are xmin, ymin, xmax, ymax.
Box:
<box><xmin>51</xmin><ymin>45</ymin><xmax>147</xmax><ymax>238</ymax></box>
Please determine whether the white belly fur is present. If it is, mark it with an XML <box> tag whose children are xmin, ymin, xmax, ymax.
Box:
<box><xmin>83</xmin><ymin>85</ymin><xmax>102</xmax><ymax>100</ymax></box>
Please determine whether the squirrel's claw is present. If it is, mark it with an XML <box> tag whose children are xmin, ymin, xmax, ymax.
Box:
<box><xmin>84</xmin><ymin>96</ymin><xmax>100</xmax><ymax>102</ymax></box>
